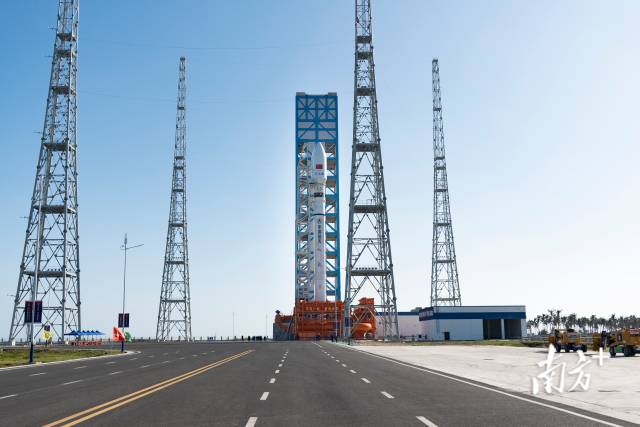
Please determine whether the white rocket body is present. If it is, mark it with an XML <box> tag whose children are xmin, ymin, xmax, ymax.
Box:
<box><xmin>309</xmin><ymin>141</ymin><xmax>327</xmax><ymax>302</ymax></box>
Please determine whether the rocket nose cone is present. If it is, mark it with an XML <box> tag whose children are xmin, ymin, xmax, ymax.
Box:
<box><xmin>311</xmin><ymin>142</ymin><xmax>327</xmax><ymax>166</ymax></box>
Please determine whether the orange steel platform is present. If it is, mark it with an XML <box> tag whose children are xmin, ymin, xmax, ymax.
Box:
<box><xmin>293</xmin><ymin>300</ymin><xmax>344</xmax><ymax>340</ymax></box>
<box><xmin>274</xmin><ymin>297</ymin><xmax>377</xmax><ymax>340</ymax></box>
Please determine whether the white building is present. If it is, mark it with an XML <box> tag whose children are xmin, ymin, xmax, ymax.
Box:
<box><xmin>419</xmin><ymin>305</ymin><xmax>526</xmax><ymax>341</ymax></box>
<box><xmin>375</xmin><ymin>312</ymin><xmax>421</xmax><ymax>339</ymax></box>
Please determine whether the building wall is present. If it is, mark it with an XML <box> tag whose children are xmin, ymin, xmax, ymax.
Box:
<box><xmin>418</xmin><ymin>305</ymin><xmax>527</xmax><ymax>341</ymax></box>
<box><xmin>422</xmin><ymin>318</ymin><xmax>484</xmax><ymax>341</ymax></box>
<box><xmin>375</xmin><ymin>313</ymin><xmax>420</xmax><ymax>338</ymax></box>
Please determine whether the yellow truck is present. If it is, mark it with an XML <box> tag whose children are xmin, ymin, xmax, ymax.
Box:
<box><xmin>548</xmin><ymin>329</ymin><xmax>587</xmax><ymax>353</ymax></box>
<box><xmin>593</xmin><ymin>329</ymin><xmax>640</xmax><ymax>357</ymax></box>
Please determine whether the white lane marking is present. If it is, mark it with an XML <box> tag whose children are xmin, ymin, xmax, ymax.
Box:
<box><xmin>147</xmin><ymin>355</ymin><xmax>155</xmax><ymax>358</ymax></box>
<box><xmin>330</xmin><ymin>356</ymin><xmax>335</xmax><ymax>358</ymax></box>
<box><xmin>62</xmin><ymin>380</ymin><xmax>83</xmax><ymax>385</ymax></box>
<box><xmin>275</xmin><ymin>370</ymin><xmax>280</xmax><ymax>374</ymax></box>
<box><xmin>108</xmin><ymin>371</ymin><xmax>122</xmax><ymax>376</ymax></box>
<box><xmin>361</xmin><ymin>378</ymin><xmax>371</xmax><ymax>384</ymax></box>
<box><xmin>106</xmin><ymin>361</ymin><xmax>116</xmax><ymax>365</ymax></box>
<box><xmin>161</xmin><ymin>360</ymin><xmax>170</xmax><ymax>364</ymax></box>
<box><xmin>269</xmin><ymin>378</ymin><xmax>276</xmax><ymax>384</ymax></box>
<box><xmin>179</xmin><ymin>357</ymin><xmax>185</xmax><ymax>360</ymax></box>
<box><xmin>192</xmin><ymin>354</ymin><xmax>198</xmax><ymax>357</ymax></box>
<box><xmin>341</xmin><ymin>364</ymin><xmax>347</xmax><ymax>368</ymax></box>
<box><xmin>74</xmin><ymin>366</ymin><xmax>87</xmax><ymax>370</ymax></box>
<box><xmin>210</xmin><ymin>350</ymin><xmax>215</xmax><ymax>353</ymax></box>
<box><xmin>201</xmin><ymin>352</ymin><xmax>206</xmax><ymax>355</ymax></box>
<box><xmin>0</xmin><ymin>394</ymin><xmax>17</xmax><ymax>400</ymax></box>
<box><xmin>29</xmin><ymin>372</ymin><xmax>46</xmax><ymax>376</ymax></box>
<box><xmin>140</xmin><ymin>364</ymin><xmax>150</xmax><ymax>368</ymax></box>
<box><xmin>349</xmin><ymin>369</ymin><xmax>357</xmax><ymax>374</ymax></box>
<box><xmin>245</xmin><ymin>417</ymin><xmax>258</xmax><ymax>427</ymax></box>
<box><xmin>344</xmin><ymin>346</ymin><xmax>623</xmax><ymax>427</ymax></box>
<box><xmin>260</xmin><ymin>392</ymin><xmax>269</xmax><ymax>401</ymax></box>
<box><xmin>381</xmin><ymin>391</ymin><xmax>394</xmax><ymax>399</ymax></box>
<box><xmin>335</xmin><ymin>360</ymin><xmax>340</xmax><ymax>363</ymax></box>
<box><xmin>416</xmin><ymin>416</ymin><xmax>438</xmax><ymax>427</ymax></box>
<box><xmin>278</xmin><ymin>363</ymin><xmax>282</xmax><ymax>367</ymax></box>
<box><xmin>129</xmin><ymin>358</ymin><xmax>138</xmax><ymax>361</ymax></box>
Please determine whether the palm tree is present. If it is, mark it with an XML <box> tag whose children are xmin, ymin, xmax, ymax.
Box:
<box><xmin>566</xmin><ymin>313</ymin><xmax>577</xmax><ymax>330</ymax></box>
<box><xmin>607</xmin><ymin>314</ymin><xmax>617</xmax><ymax>330</ymax></box>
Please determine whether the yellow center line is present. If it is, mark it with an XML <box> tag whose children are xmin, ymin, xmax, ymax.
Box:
<box><xmin>43</xmin><ymin>350</ymin><xmax>254</xmax><ymax>427</ymax></box>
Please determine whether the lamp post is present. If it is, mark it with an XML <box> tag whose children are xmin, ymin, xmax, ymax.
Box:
<box><xmin>29</xmin><ymin>177</ymin><xmax>45</xmax><ymax>364</ymax></box>
<box><xmin>120</xmin><ymin>234</ymin><xmax>143</xmax><ymax>353</ymax></box>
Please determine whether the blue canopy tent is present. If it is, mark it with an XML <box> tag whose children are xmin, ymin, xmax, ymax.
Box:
<box><xmin>64</xmin><ymin>330</ymin><xmax>105</xmax><ymax>337</ymax></box>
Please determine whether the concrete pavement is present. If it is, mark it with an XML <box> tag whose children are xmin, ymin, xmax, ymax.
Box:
<box><xmin>352</xmin><ymin>344</ymin><xmax>640</xmax><ymax>425</ymax></box>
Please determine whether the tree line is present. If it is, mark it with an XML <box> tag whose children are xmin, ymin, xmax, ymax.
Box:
<box><xmin>527</xmin><ymin>309</ymin><xmax>639</xmax><ymax>335</ymax></box>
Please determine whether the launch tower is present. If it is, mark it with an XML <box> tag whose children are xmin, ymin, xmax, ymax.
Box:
<box><xmin>295</xmin><ymin>93</ymin><xmax>340</xmax><ymax>302</ymax></box>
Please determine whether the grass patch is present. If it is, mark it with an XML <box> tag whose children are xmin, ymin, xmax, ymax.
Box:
<box><xmin>356</xmin><ymin>339</ymin><xmax>546</xmax><ymax>348</ymax></box>
<box><xmin>0</xmin><ymin>348</ymin><xmax>118</xmax><ymax>367</ymax></box>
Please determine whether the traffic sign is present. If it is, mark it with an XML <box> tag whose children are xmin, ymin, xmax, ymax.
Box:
<box><xmin>24</xmin><ymin>301</ymin><xmax>43</xmax><ymax>324</ymax></box>
<box><xmin>118</xmin><ymin>313</ymin><xmax>130</xmax><ymax>328</ymax></box>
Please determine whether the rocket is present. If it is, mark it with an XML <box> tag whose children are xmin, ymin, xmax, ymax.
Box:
<box><xmin>309</xmin><ymin>141</ymin><xmax>327</xmax><ymax>302</ymax></box>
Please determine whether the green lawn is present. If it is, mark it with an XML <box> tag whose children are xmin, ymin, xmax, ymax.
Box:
<box><xmin>0</xmin><ymin>347</ymin><xmax>118</xmax><ymax>367</ymax></box>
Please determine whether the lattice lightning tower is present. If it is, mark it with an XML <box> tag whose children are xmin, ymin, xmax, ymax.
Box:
<box><xmin>156</xmin><ymin>57</ymin><xmax>192</xmax><ymax>341</ymax></box>
<box><xmin>430</xmin><ymin>59</ymin><xmax>462</xmax><ymax>307</ymax></box>
<box><xmin>344</xmin><ymin>0</ymin><xmax>399</xmax><ymax>340</ymax></box>
<box><xmin>9</xmin><ymin>0</ymin><xmax>81</xmax><ymax>343</ymax></box>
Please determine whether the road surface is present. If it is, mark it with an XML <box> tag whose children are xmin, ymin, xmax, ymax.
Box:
<box><xmin>0</xmin><ymin>341</ymin><xmax>633</xmax><ymax>426</ymax></box>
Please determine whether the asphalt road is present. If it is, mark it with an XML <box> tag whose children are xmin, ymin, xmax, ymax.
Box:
<box><xmin>0</xmin><ymin>341</ymin><xmax>634</xmax><ymax>426</ymax></box>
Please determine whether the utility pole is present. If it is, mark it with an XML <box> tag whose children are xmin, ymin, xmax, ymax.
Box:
<box><xmin>156</xmin><ymin>57</ymin><xmax>192</xmax><ymax>342</ymax></box>
<box><xmin>344</xmin><ymin>0</ymin><xmax>399</xmax><ymax>340</ymax></box>
<box><xmin>120</xmin><ymin>234</ymin><xmax>143</xmax><ymax>353</ymax></box>
<box><xmin>430</xmin><ymin>59</ymin><xmax>462</xmax><ymax>308</ymax></box>
<box><xmin>9</xmin><ymin>0</ymin><xmax>81</xmax><ymax>344</ymax></box>
<box><xmin>28</xmin><ymin>178</ymin><xmax>44</xmax><ymax>363</ymax></box>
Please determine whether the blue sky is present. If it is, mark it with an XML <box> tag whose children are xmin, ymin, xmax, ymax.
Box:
<box><xmin>1</xmin><ymin>1</ymin><xmax>639</xmax><ymax>339</ymax></box>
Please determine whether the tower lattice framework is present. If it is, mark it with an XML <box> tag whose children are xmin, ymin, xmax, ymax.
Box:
<box><xmin>156</xmin><ymin>57</ymin><xmax>192</xmax><ymax>341</ymax></box>
<box><xmin>430</xmin><ymin>59</ymin><xmax>462</xmax><ymax>307</ymax></box>
<box><xmin>344</xmin><ymin>0</ymin><xmax>399</xmax><ymax>340</ymax></box>
<box><xmin>9</xmin><ymin>0</ymin><xmax>80</xmax><ymax>343</ymax></box>
<box><xmin>295</xmin><ymin>93</ymin><xmax>340</xmax><ymax>302</ymax></box>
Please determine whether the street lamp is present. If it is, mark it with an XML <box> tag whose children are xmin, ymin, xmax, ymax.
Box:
<box><xmin>120</xmin><ymin>233</ymin><xmax>143</xmax><ymax>353</ymax></box>
<box><xmin>29</xmin><ymin>177</ymin><xmax>45</xmax><ymax>364</ymax></box>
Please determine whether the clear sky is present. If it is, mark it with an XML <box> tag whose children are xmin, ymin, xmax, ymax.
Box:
<box><xmin>1</xmin><ymin>1</ymin><xmax>639</xmax><ymax>339</ymax></box>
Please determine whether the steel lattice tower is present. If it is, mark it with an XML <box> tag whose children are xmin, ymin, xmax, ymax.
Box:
<box><xmin>295</xmin><ymin>93</ymin><xmax>340</xmax><ymax>302</ymax></box>
<box><xmin>9</xmin><ymin>0</ymin><xmax>81</xmax><ymax>343</ymax></box>
<box><xmin>430</xmin><ymin>59</ymin><xmax>462</xmax><ymax>307</ymax></box>
<box><xmin>344</xmin><ymin>0</ymin><xmax>399</xmax><ymax>340</ymax></box>
<box><xmin>156</xmin><ymin>57</ymin><xmax>192</xmax><ymax>341</ymax></box>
